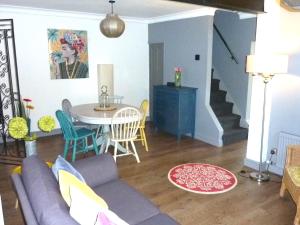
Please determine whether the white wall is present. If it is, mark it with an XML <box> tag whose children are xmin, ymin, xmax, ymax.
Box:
<box><xmin>245</xmin><ymin>0</ymin><xmax>300</xmax><ymax>174</ymax></box>
<box><xmin>0</xmin><ymin>7</ymin><xmax>149</xmax><ymax>132</ymax></box>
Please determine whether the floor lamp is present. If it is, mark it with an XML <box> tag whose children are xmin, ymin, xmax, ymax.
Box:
<box><xmin>246</xmin><ymin>54</ymin><xmax>289</xmax><ymax>182</ymax></box>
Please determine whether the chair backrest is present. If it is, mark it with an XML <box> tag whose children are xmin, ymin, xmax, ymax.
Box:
<box><xmin>61</xmin><ymin>99</ymin><xmax>73</xmax><ymax>119</ymax></box>
<box><xmin>139</xmin><ymin>99</ymin><xmax>149</xmax><ymax>127</ymax></box>
<box><xmin>111</xmin><ymin>107</ymin><xmax>141</xmax><ymax>141</ymax></box>
<box><xmin>56</xmin><ymin>110</ymin><xmax>77</xmax><ymax>139</ymax></box>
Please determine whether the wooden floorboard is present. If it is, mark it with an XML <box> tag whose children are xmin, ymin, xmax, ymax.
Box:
<box><xmin>0</xmin><ymin>124</ymin><xmax>295</xmax><ymax>225</ymax></box>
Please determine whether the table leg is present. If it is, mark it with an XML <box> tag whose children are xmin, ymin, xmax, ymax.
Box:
<box><xmin>89</xmin><ymin>125</ymin><xmax>128</xmax><ymax>154</ymax></box>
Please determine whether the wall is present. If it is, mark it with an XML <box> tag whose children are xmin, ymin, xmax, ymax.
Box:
<box><xmin>245</xmin><ymin>0</ymin><xmax>300</xmax><ymax>174</ymax></box>
<box><xmin>149</xmin><ymin>16</ymin><xmax>223</xmax><ymax>146</ymax></box>
<box><xmin>212</xmin><ymin>10</ymin><xmax>257</xmax><ymax>125</ymax></box>
<box><xmin>0</xmin><ymin>7</ymin><xmax>149</xmax><ymax>132</ymax></box>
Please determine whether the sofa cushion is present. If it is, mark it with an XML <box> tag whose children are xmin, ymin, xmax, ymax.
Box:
<box><xmin>72</xmin><ymin>154</ymin><xmax>118</xmax><ymax>188</ymax></box>
<box><xmin>58</xmin><ymin>170</ymin><xmax>108</xmax><ymax>208</ymax></box>
<box><xmin>52</xmin><ymin>155</ymin><xmax>85</xmax><ymax>182</ymax></box>
<box><xmin>93</xmin><ymin>180</ymin><xmax>160</xmax><ymax>225</ymax></box>
<box><xmin>136</xmin><ymin>213</ymin><xmax>179</xmax><ymax>225</ymax></box>
<box><xmin>22</xmin><ymin>155</ymin><xmax>78</xmax><ymax>225</ymax></box>
<box><xmin>69</xmin><ymin>185</ymin><xmax>128</xmax><ymax>225</ymax></box>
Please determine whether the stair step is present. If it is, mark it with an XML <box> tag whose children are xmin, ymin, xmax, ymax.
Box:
<box><xmin>222</xmin><ymin>128</ymin><xmax>248</xmax><ymax>145</ymax></box>
<box><xmin>218</xmin><ymin>114</ymin><xmax>241</xmax><ymax>130</ymax></box>
<box><xmin>211</xmin><ymin>102</ymin><xmax>233</xmax><ymax>116</ymax></box>
<box><xmin>210</xmin><ymin>90</ymin><xmax>227</xmax><ymax>103</ymax></box>
<box><xmin>211</xmin><ymin>79</ymin><xmax>220</xmax><ymax>91</ymax></box>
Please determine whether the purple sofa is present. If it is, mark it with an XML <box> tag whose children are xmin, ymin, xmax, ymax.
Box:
<box><xmin>11</xmin><ymin>154</ymin><xmax>179</xmax><ymax>225</ymax></box>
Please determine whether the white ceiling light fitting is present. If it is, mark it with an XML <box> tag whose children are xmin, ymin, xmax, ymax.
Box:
<box><xmin>100</xmin><ymin>0</ymin><xmax>125</xmax><ymax>38</ymax></box>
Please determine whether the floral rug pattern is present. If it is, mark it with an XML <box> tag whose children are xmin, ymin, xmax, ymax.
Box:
<box><xmin>168</xmin><ymin>163</ymin><xmax>238</xmax><ymax>194</ymax></box>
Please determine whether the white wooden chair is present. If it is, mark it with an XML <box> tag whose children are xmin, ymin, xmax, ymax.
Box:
<box><xmin>105</xmin><ymin>107</ymin><xmax>141</xmax><ymax>163</ymax></box>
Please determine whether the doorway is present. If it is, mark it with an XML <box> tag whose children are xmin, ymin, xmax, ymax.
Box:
<box><xmin>149</xmin><ymin>43</ymin><xmax>164</xmax><ymax>121</ymax></box>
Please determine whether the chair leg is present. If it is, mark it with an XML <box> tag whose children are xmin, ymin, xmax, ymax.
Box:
<box><xmin>105</xmin><ymin>139</ymin><xmax>110</xmax><ymax>153</ymax></box>
<box><xmin>113</xmin><ymin>141</ymin><xmax>118</xmax><ymax>162</ymax></box>
<box><xmin>63</xmin><ymin>140</ymin><xmax>70</xmax><ymax>159</ymax></box>
<box><xmin>130</xmin><ymin>140</ymin><xmax>140</xmax><ymax>163</ymax></box>
<box><xmin>295</xmin><ymin>203</ymin><xmax>300</xmax><ymax>225</ymax></box>
<box><xmin>141</xmin><ymin>128</ymin><xmax>149</xmax><ymax>152</ymax></box>
<box><xmin>280</xmin><ymin>181</ymin><xmax>286</xmax><ymax>198</ymax></box>
<box><xmin>140</xmin><ymin>128</ymin><xmax>145</xmax><ymax>146</ymax></box>
<box><xmin>126</xmin><ymin>141</ymin><xmax>129</xmax><ymax>153</ymax></box>
<box><xmin>72</xmin><ymin>140</ymin><xmax>77</xmax><ymax>162</ymax></box>
<box><xmin>92</xmin><ymin>135</ymin><xmax>99</xmax><ymax>155</ymax></box>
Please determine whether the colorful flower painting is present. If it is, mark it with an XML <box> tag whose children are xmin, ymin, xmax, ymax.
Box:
<box><xmin>48</xmin><ymin>29</ymin><xmax>89</xmax><ymax>79</ymax></box>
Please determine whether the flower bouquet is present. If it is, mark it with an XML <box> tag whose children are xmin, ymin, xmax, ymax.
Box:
<box><xmin>8</xmin><ymin>98</ymin><xmax>56</xmax><ymax>156</ymax></box>
<box><xmin>174</xmin><ymin>67</ymin><xmax>182</xmax><ymax>87</ymax></box>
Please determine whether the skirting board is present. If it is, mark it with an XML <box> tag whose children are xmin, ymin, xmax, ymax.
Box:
<box><xmin>194</xmin><ymin>132</ymin><xmax>222</xmax><ymax>147</ymax></box>
<box><xmin>244</xmin><ymin>158</ymin><xmax>266</xmax><ymax>171</ymax></box>
<box><xmin>244</xmin><ymin>158</ymin><xmax>283</xmax><ymax>176</ymax></box>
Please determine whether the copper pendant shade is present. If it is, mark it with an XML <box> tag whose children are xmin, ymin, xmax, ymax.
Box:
<box><xmin>100</xmin><ymin>0</ymin><xmax>125</xmax><ymax>38</ymax></box>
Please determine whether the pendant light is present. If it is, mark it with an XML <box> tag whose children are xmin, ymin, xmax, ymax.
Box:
<box><xmin>100</xmin><ymin>0</ymin><xmax>125</xmax><ymax>38</ymax></box>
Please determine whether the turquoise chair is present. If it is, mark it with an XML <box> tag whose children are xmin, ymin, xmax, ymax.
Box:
<box><xmin>56</xmin><ymin>110</ymin><xmax>99</xmax><ymax>162</ymax></box>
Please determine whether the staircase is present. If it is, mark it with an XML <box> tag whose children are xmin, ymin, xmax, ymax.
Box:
<box><xmin>210</xmin><ymin>77</ymin><xmax>248</xmax><ymax>145</ymax></box>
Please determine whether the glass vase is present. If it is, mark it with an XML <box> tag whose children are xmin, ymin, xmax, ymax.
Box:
<box><xmin>25</xmin><ymin>140</ymin><xmax>37</xmax><ymax>157</ymax></box>
<box><xmin>175</xmin><ymin>72</ymin><xmax>181</xmax><ymax>87</ymax></box>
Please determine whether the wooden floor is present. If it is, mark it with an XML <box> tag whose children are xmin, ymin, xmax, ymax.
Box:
<box><xmin>0</xmin><ymin>125</ymin><xmax>296</xmax><ymax>225</ymax></box>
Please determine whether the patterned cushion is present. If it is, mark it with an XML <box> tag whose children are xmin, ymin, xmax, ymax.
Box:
<box><xmin>287</xmin><ymin>166</ymin><xmax>300</xmax><ymax>186</ymax></box>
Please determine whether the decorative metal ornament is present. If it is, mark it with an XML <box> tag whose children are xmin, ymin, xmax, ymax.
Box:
<box><xmin>100</xmin><ymin>0</ymin><xmax>125</xmax><ymax>38</ymax></box>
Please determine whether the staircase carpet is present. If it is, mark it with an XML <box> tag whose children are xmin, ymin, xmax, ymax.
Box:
<box><xmin>210</xmin><ymin>77</ymin><xmax>248</xmax><ymax>145</ymax></box>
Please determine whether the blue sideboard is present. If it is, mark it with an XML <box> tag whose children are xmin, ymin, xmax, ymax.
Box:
<box><xmin>153</xmin><ymin>85</ymin><xmax>197</xmax><ymax>141</ymax></box>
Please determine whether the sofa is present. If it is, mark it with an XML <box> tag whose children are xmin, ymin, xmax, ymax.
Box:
<box><xmin>11</xmin><ymin>154</ymin><xmax>179</xmax><ymax>225</ymax></box>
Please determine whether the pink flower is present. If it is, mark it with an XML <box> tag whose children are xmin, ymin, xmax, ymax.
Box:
<box><xmin>23</xmin><ymin>98</ymin><xmax>32</xmax><ymax>102</ymax></box>
<box><xmin>174</xmin><ymin>67</ymin><xmax>182</xmax><ymax>73</ymax></box>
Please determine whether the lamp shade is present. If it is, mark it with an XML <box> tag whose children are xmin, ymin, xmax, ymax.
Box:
<box><xmin>100</xmin><ymin>14</ymin><xmax>125</xmax><ymax>38</ymax></box>
<box><xmin>246</xmin><ymin>54</ymin><xmax>289</xmax><ymax>75</ymax></box>
<box><xmin>97</xmin><ymin>64</ymin><xmax>114</xmax><ymax>96</ymax></box>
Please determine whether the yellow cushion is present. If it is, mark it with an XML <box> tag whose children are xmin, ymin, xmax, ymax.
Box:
<box><xmin>58</xmin><ymin>170</ymin><xmax>108</xmax><ymax>208</ymax></box>
<box><xmin>287</xmin><ymin>166</ymin><xmax>300</xmax><ymax>187</ymax></box>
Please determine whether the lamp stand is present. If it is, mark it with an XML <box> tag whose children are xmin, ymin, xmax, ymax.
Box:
<box><xmin>249</xmin><ymin>76</ymin><xmax>271</xmax><ymax>183</ymax></box>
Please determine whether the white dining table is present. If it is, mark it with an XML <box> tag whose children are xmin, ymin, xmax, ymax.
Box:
<box><xmin>70</xmin><ymin>103</ymin><xmax>138</xmax><ymax>153</ymax></box>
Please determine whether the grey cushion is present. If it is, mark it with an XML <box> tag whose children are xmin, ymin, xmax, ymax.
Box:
<box><xmin>72</xmin><ymin>153</ymin><xmax>118</xmax><ymax>188</ymax></box>
<box><xmin>21</xmin><ymin>155</ymin><xmax>78</xmax><ymax>225</ymax></box>
<box><xmin>52</xmin><ymin>155</ymin><xmax>85</xmax><ymax>182</ymax></box>
<box><xmin>93</xmin><ymin>180</ymin><xmax>160</xmax><ymax>225</ymax></box>
<box><xmin>137</xmin><ymin>213</ymin><xmax>180</xmax><ymax>225</ymax></box>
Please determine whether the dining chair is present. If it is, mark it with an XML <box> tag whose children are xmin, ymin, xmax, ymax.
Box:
<box><xmin>61</xmin><ymin>99</ymin><xmax>90</xmax><ymax>128</ymax></box>
<box><xmin>105</xmin><ymin>107</ymin><xmax>141</xmax><ymax>163</ymax></box>
<box><xmin>134</xmin><ymin>99</ymin><xmax>149</xmax><ymax>151</ymax></box>
<box><xmin>56</xmin><ymin>110</ymin><xmax>99</xmax><ymax>162</ymax></box>
<box><xmin>280</xmin><ymin>145</ymin><xmax>300</xmax><ymax>225</ymax></box>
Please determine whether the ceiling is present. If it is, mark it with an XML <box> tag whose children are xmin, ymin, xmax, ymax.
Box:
<box><xmin>0</xmin><ymin>0</ymin><xmax>205</xmax><ymax>18</ymax></box>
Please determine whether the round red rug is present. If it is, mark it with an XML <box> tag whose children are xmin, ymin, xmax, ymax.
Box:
<box><xmin>168</xmin><ymin>163</ymin><xmax>238</xmax><ymax>194</ymax></box>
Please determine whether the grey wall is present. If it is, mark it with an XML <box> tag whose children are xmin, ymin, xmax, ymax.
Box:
<box><xmin>149</xmin><ymin>16</ymin><xmax>223</xmax><ymax>146</ymax></box>
<box><xmin>212</xmin><ymin>11</ymin><xmax>257</xmax><ymax>122</ymax></box>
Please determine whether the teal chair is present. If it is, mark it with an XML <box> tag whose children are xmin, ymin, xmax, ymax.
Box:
<box><xmin>56</xmin><ymin>110</ymin><xmax>99</xmax><ymax>162</ymax></box>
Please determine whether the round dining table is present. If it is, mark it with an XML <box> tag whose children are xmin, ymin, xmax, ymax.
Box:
<box><xmin>70</xmin><ymin>103</ymin><xmax>139</xmax><ymax>153</ymax></box>
<box><xmin>70</xmin><ymin>103</ymin><xmax>131</xmax><ymax>125</ymax></box>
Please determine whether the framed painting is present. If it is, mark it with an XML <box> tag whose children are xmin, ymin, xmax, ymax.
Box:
<box><xmin>48</xmin><ymin>29</ymin><xmax>89</xmax><ymax>79</ymax></box>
